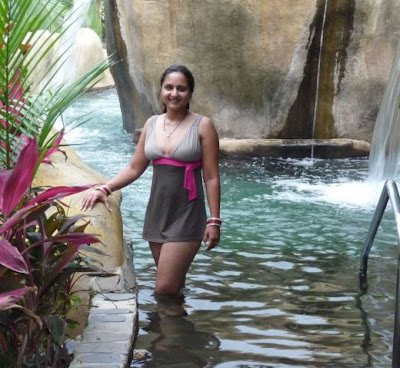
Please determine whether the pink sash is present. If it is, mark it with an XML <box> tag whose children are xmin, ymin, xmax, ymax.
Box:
<box><xmin>153</xmin><ymin>157</ymin><xmax>202</xmax><ymax>201</ymax></box>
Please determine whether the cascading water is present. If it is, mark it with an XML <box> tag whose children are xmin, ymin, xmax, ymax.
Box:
<box><xmin>311</xmin><ymin>0</ymin><xmax>329</xmax><ymax>160</ymax></box>
<box><xmin>53</xmin><ymin>0</ymin><xmax>91</xmax><ymax>87</ymax></box>
<box><xmin>368</xmin><ymin>47</ymin><xmax>400</xmax><ymax>183</ymax></box>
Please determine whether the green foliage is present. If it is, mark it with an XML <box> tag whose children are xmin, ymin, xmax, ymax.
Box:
<box><xmin>0</xmin><ymin>139</ymin><xmax>109</xmax><ymax>368</ymax></box>
<box><xmin>85</xmin><ymin>0</ymin><xmax>104</xmax><ymax>41</ymax></box>
<box><xmin>0</xmin><ymin>0</ymin><xmax>115</xmax><ymax>366</ymax></box>
<box><xmin>0</xmin><ymin>201</ymin><xmax>107</xmax><ymax>367</ymax></box>
<box><xmin>0</xmin><ymin>0</ymin><xmax>113</xmax><ymax>170</ymax></box>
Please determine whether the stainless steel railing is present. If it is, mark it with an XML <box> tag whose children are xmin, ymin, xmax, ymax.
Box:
<box><xmin>359</xmin><ymin>179</ymin><xmax>400</xmax><ymax>368</ymax></box>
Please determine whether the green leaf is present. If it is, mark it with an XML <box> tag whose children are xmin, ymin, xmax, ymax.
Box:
<box><xmin>79</xmin><ymin>244</ymin><xmax>108</xmax><ymax>256</ymax></box>
<box><xmin>44</xmin><ymin>315</ymin><xmax>66</xmax><ymax>345</ymax></box>
<box><xmin>65</xmin><ymin>317</ymin><xmax>79</xmax><ymax>330</ymax></box>
<box><xmin>0</xmin><ymin>0</ymin><xmax>114</xmax><ymax>170</ymax></box>
<box><xmin>58</xmin><ymin>213</ymin><xmax>87</xmax><ymax>234</ymax></box>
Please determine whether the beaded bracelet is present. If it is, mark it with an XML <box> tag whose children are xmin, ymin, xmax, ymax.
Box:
<box><xmin>206</xmin><ymin>223</ymin><xmax>221</xmax><ymax>228</ymax></box>
<box><xmin>95</xmin><ymin>184</ymin><xmax>112</xmax><ymax>196</ymax></box>
<box><xmin>206</xmin><ymin>217</ymin><xmax>222</xmax><ymax>227</ymax></box>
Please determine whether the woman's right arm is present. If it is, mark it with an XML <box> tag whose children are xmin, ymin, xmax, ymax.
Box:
<box><xmin>81</xmin><ymin>119</ymin><xmax>151</xmax><ymax>211</ymax></box>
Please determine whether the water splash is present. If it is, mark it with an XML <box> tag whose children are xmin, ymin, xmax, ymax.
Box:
<box><xmin>271</xmin><ymin>179</ymin><xmax>382</xmax><ymax>209</ymax></box>
<box><xmin>368</xmin><ymin>47</ymin><xmax>400</xmax><ymax>183</ymax></box>
<box><xmin>287</xmin><ymin>157</ymin><xmax>317</xmax><ymax>167</ymax></box>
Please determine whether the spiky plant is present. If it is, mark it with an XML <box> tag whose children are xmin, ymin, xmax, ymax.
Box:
<box><xmin>0</xmin><ymin>0</ymin><xmax>112</xmax><ymax>170</ymax></box>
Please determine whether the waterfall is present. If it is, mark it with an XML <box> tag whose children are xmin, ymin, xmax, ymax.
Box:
<box><xmin>368</xmin><ymin>47</ymin><xmax>400</xmax><ymax>183</ymax></box>
<box><xmin>53</xmin><ymin>0</ymin><xmax>91</xmax><ymax>87</ymax></box>
<box><xmin>311</xmin><ymin>0</ymin><xmax>329</xmax><ymax>159</ymax></box>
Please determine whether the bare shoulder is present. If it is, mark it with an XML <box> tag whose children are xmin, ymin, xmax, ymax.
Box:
<box><xmin>199</xmin><ymin>116</ymin><xmax>217</xmax><ymax>136</ymax></box>
<box><xmin>199</xmin><ymin>115</ymin><xmax>213</xmax><ymax>128</ymax></box>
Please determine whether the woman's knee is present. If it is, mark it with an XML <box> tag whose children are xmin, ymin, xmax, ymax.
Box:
<box><xmin>155</xmin><ymin>279</ymin><xmax>182</xmax><ymax>295</ymax></box>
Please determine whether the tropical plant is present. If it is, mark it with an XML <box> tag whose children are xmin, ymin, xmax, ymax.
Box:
<box><xmin>0</xmin><ymin>0</ymin><xmax>114</xmax><ymax>365</ymax></box>
<box><xmin>27</xmin><ymin>0</ymin><xmax>73</xmax><ymax>31</ymax></box>
<box><xmin>0</xmin><ymin>138</ymin><xmax>108</xmax><ymax>367</ymax></box>
<box><xmin>0</xmin><ymin>0</ymin><xmax>113</xmax><ymax>170</ymax></box>
<box><xmin>85</xmin><ymin>0</ymin><xmax>104</xmax><ymax>41</ymax></box>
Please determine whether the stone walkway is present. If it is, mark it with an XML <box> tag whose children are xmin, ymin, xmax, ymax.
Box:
<box><xmin>69</xmin><ymin>292</ymin><xmax>137</xmax><ymax>368</ymax></box>
<box><xmin>69</xmin><ymin>236</ymin><xmax>138</xmax><ymax>368</ymax></box>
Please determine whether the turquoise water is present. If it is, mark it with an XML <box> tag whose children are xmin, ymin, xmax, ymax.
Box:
<box><xmin>65</xmin><ymin>89</ymin><xmax>398</xmax><ymax>368</ymax></box>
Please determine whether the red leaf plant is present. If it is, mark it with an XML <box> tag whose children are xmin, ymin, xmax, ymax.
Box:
<box><xmin>0</xmin><ymin>137</ymin><xmax>107</xmax><ymax>367</ymax></box>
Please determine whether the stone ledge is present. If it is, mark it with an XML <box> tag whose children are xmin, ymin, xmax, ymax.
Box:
<box><xmin>70</xmin><ymin>293</ymin><xmax>137</xmax><ymax>368</ymax></box>
<box><xmin>69</xmin><ymin>239</ymin><xmax>138</xmax><ymax>368</ymax></box>
<box><xmin>219</xmin><ymin>138</ymin><xmax>371</xmax><ymax>159</ymax></box>
<box><xmin>133</xmin><ymin>132</ymin><xmax>370</xmax><ymax>159</ymax></box>
<box><xmin>69</xmin><ymin>238</ymin><xmax>137</xmax><ymax>368</ymax></box>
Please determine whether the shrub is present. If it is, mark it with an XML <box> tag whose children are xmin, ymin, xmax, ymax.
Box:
<box><xmin>0</xmin><ymin>138</ymin><xmax>107</xmax><ymax>367</ymax></box>
<box><xmin>0</xmin><ymin>1</ymin><xmax>114</xmax><ymax>366</ymax></box>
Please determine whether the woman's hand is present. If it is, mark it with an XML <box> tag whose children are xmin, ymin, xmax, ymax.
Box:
<box><xmin>203</xmin><ymin>225</ymin><xmax>220</xmax><ymax>251</ymax></box>
<box><xmin>80</xmin><ymin>189</ymin><xmax>111</xmax><ymax>212</ymax></box>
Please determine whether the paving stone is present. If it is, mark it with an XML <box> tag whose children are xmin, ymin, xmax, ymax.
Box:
<box><xmin>93</xmin><ymin>293</ymin><xmax>135</xmax><ymax>301</ymax></box>
<box><xmin>81</xmin><ymin>331</ymin><xmax>132</xmax><ymax>343</ymax></box>
<box><xmin>89</xmin><ymin>314</ymin><xmax>127</xmax><ymax>323</ymax></box>
<box><xmin>84</xmin><ymin>316</ymin><xmax>135</xmax><ymax>334</ymax></box>
<box><xmin>90</xmin><ymin>308</ymin><xmax>132</xmax><ymax>314</ymax></box>
<box><xmin>91</xmin><ymin>311</ymin><xmax>133</xmax><ymax>324</ymax></box>
<box><xmin>74</xmin><ymin>340</ymin><xmax>131</xmax><ymax>353</ymax></box>
<box><xmin>77</xmin><ymin>352</ymin><xmax>125</xmax><ymax>364</ymax></box>
<box><xmin>92</xmin><ymin>299</ymin><xmax>136</xmax><ymax>309</ymax></box>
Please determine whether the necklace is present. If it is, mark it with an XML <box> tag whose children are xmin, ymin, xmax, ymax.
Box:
<box><xmin>163</xmin><ymin>112</ymin><xmax>186</xmax><ymax>138</ymax></box>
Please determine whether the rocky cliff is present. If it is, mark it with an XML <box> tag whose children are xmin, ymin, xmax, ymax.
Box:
<box><xmin>105</xmin><ymin>0</ymin><xmax>400</xmax><ymax>142</ymax></box>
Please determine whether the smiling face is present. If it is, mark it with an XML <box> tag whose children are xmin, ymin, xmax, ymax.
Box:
<box><xmin>160</xmin><ymin>72</ymin><xmax>192</xmax><ymax>113</ymax></box>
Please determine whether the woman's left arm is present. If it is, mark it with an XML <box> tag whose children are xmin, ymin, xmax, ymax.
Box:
<box><xmin>200</xmin><ymin>117</ymin><xmax>221</xmax><ymax>251</ymax></box>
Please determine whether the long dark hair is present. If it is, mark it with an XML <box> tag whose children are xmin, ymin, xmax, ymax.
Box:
<box><xmin>160</xmin><ymin>65</ymin><xmax>195</xmax><ymax>113</ymax></box>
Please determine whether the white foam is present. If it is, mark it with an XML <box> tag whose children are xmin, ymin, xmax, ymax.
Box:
<box><xmin>286</xmin><ymin>157</ymin><xmax>318</xmax><ymax>167</ymax></box>
<box><xmin>270</xmin><ymin>179</ymin><xmax>383</xmax><ymax>209</ymax></box>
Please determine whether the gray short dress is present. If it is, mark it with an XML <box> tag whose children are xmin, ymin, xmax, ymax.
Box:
<box><xmin>142</xmin><ymin>113</ymin><xmax>207</xmax><ymax>243</ymax></box>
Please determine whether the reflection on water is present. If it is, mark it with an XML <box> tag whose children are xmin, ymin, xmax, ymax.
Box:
<box><xmin>66</xmin><ymin>89</ymin><xmax>397</xmax><ymax>368</ymax></box>
<box><xmin>133</xmin><ymin>294</ymin><xmax>220</xmax><ymax>367</ymax></box>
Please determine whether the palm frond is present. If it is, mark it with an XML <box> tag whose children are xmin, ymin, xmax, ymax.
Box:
<box><xmin>0</xmin><ymin>0</ymin><xmax>114</xmax><ymax>170</ymax></box>
<box><xmin>27</xmin><ymin>0</ymin><xmax>70</xmax><ymax>31</ymax></box>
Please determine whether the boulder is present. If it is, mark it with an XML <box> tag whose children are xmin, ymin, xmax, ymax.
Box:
<box><xmin>33</xmin><ymin>147</ymin><xmax>133</xmax><ymax>336</ymax></box>
<box><xmin>68</xmin><ymin>27</ymin><xmax>114</xmax><ymax>90</ymax></box>
<box><xmin>27</xmin><ymin>28</ymin><xmax>114</xmax><ymax>92</ymax></box>
<box><xmin>105</xmin><ymin>0</ymin><xmax>400</xmax><ymax>144</ymax></box>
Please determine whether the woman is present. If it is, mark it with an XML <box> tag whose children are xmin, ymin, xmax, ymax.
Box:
<box><xmin>81</xmin><ymin>65</ymin><xmax>221</xmax><ymax>296</ymax></box>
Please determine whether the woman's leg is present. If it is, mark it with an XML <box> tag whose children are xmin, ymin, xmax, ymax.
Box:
<box><xmin>149</xmin><ymin>242</ymin><xmax>162</xmax><ymax>267</ymax></box>
<box><xmin>149</xmin><ymin>241</ymin><xmax>201</xmax><ymax>295</ymax></box>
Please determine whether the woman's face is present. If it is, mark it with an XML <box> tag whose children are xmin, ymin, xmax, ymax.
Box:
<box><xmin>160</xmin><ymin>72</ymin><xmax>192</xmax><ymax>112</ymax></box>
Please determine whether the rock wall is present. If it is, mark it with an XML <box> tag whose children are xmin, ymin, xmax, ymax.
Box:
<box><xmin>334</xmin><ymin>0</ymin><xmax>400</xmax><ymax>141</ymax></box>
<box><xmin>105</xmin><ymin>0</ymin><xmax>400</xmax><ymax>142</ymax></box>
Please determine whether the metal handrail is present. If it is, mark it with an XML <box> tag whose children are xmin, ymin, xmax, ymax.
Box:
<box><xmin>359</xmin><ymin>179</ymin><xmax>400</xmax><ymax>368</ymax></box>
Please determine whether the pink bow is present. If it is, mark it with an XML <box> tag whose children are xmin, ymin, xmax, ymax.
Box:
<box><xmin>153</xmin><ymin>157</ymin><xmax>202</xmax><ymax>201</ymax></box>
